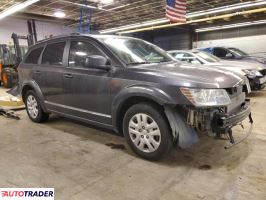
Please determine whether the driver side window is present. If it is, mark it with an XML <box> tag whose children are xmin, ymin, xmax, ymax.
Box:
<box><xmin>225</xmin><ymin>51</ymin><xmax>234</xmax><ymax>59</ymax></box>
<box><xmin>69</xmin><ymin>41</ymin><xmax>106</xmax><ymax>68</ymax></box>
<box><xmin>213</xmin><ymin>48</ymin><xmax>234</xmax><ymax>59</ymax></box>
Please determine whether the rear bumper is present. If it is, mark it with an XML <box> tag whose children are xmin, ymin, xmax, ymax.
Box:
<box><xmin>212</xmin><ymin>99</ymin><xmax>251</xmax><ymax>133</ymax></box>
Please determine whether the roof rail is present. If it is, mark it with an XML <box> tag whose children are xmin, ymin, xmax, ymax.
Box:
<box><xmin>70</xmin><ymin>32</ymin><xmax>81</xmax><ymax>36</ymax></box>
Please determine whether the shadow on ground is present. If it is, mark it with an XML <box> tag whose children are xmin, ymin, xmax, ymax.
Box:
<box><xmin>44</xmin><ymin>114</ymin><xmax>250</xmax><ymax>171</ymax></box>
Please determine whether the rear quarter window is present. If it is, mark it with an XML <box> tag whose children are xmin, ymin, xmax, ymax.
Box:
<box><xmin>24</xmin><ymin>47</ymin><xmax>43</xmax><ymax>64</ymax></box>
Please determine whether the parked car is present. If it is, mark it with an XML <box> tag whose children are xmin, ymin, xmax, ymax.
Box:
<box><xmin>199</xmin><ymin>46</ymin><xmax>266</xmax><ymax>65</ymax></box>
<box><xmin>168</xmin><ymin>50</ymin><xmax>266</xmax><ymax>91</ymax></box>
<box><xmin>18</xmin><ymin>34</ymin><xmax>252</xmax><ymax>160</ymax></box>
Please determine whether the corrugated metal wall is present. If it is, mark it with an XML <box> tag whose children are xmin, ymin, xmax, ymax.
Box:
<box><xmin>197</xmin><ymin>24</ymin><xmax>266</xmax><ymax>41</ymax></box>
<box><xmin>195</xmin><ymin>24</ymin><xmax>266</xmax><ymax>54</ymax></box>
<box><xmin>131</xmin><ymin>27</ymin><xmax>193</xmax><ymax>51</ymax></box>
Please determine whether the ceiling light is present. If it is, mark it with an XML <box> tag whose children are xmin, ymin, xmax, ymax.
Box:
<box><xmin>195</xmin><ymin>20</ymin><xmax>266</xmax><ymax>33</ymax></box>
<box><xmin>54</xmin><ymin>11</ymin><xmax>66</xmax><ymax>18</ymax></box>
<box><xmin>100</xmin><ymin>0</ymin><xmax>114</xmax><ymax>4</ymax></box>
<box><xmin>0</xmin><ymin>0</ymin><xmax>40</xmax><ymax>20</ymax></box>
<box><xmin>99</xmin><ymin>0</ymin><xmax>266</xmax><ymax>34</ymax></box>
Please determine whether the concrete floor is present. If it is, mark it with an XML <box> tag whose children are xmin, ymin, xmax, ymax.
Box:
<box><xmin>0</xmin><ymin>87</ymin><xmax>265</xmax><ymax>200</ymax></box>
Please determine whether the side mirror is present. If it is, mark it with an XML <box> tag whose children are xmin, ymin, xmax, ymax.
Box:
<box><xmin>85</xmin><ymin>55</ymin><xmax>111</xmax><ymax>70</ymax></box>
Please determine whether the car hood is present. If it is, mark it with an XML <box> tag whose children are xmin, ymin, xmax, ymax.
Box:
<box><xmin>218</xmin><ymin>60</ymin><xmax>266</xmax><ymax>70</ymax></box>
<box><xmin>126</xmin><ymin>62</ymin><xmax>244</xmax><ymax>89</ymax></box>
<box><xmin>238</xmin><ymin>55</ymin><xmax>266</xmax><ymax>65</ymax></box>
<box><xmin>203</xmin><ymin>63</ymin><xmax>246</xmax><ymax>76</ymax></box>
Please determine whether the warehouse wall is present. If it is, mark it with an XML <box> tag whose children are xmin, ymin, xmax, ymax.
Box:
<box><xmin>0</xmin><ymin>18</ymin><xmax>75</xmax><ymax>45</ymax></box>
<box><xmin>195</xmin><ymin>35</ymin><xmax>266</xmax><ymax>54</ymax></box>
<box><xmin>132</xmin><ymin>27</ymin><xmax>193</xmax><ymax>51</ymax></box>
<box><xmin>194</xmin><ymin>24</ymin><xmax>266</xmax><ymax>54</ymax></box>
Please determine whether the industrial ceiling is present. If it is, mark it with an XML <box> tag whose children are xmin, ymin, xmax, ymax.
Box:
<box><xmin>0</xmin><ymin>0</ymin><xmax>265</xmax><ymax>31</ymax></box>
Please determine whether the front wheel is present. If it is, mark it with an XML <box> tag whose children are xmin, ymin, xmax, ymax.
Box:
<box><xmin>123</xmin><ymin>103</ymin><xmax>173</xmax><ymax>161</ymax></box>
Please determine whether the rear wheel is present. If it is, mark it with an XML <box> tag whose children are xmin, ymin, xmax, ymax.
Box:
<box><xmin>25</xmin><ymin>90</ymin><xmax>49</xmax><ymax>123</ymax></box>
<box><xmin>123</xmin><ymin>103</ymin><xmax>173</xmax><ymax>161</ymax></box>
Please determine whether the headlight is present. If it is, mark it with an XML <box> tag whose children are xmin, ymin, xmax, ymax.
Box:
<box><xmin>180</xmin><ymin>88</ymin><xmax>231</xmax><ymax>107</ymax></box>
<box><xmin>242</xmin><ymin>69</ymin><xmax>263</xmax><ymax>78</ymax></box>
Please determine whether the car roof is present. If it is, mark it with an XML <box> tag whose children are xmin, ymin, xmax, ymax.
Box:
<box><xmin>168</xmin><ymin>49</ymin><xmax>201</xmax><ymax>54</ymax></box>
<box><xmin>168</xmin><ymin>50</ymin><xmax>193</xmax><ymax>53</ymax></box>
<box><xmin>200</xmin><ymin>46</ymin><xmax>237</xmax><ymax>49</ymax></box>
<box><xmin>34</xmin><ymin>33</ymin><xmax>135</xmax><ymax>46</ymax></box>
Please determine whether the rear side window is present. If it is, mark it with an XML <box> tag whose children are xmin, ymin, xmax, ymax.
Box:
<box><xmin>41</xmin><ymin>42</ymin><xmax>65</xmax><ymax>65</ymax></box>
<box><xmin>25</xmin><ymin>47</ymin><xmax>43</xmax><ymax>64</ymax></box>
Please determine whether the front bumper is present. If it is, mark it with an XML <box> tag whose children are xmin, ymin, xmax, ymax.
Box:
<box><xmin>212</xmin><ymin>99</ymin><xmax>251</xmax><ymax>133</ymax></box>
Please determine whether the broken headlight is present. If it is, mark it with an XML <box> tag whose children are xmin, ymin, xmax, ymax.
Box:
<box><xmin>242</xmin><ymin>69</ymin><xmax>263</xmax><ymax>79</ymax></box>
<box><xmin>181</xmin><ymin>88</ymin><xmax>231</xmax><ymax>107</ymax></box>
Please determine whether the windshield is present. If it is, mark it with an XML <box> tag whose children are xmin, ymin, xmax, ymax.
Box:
<box><xmin>99</xmin><ymin>37</ymin><xmax>174</xmax><ymax>65</ymax></box>
<box><xmin>194</xmin><ymin>51</ymin><xmax>220</xmax><ymax>63</ymax></box>
<box><xmin>228</xmin><ymin>48</ymin><xmax>248</xmax><ymax>56</ymax></box>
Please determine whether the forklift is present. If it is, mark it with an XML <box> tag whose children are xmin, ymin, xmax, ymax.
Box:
<box><xmin>0</xmin><ymin>20</ymin><xmax>37</xmax><ymax>88</ymax></box>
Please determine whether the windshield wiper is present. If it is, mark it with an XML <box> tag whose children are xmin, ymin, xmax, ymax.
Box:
<box><xmin>127</xmin><ymin>62</ymin><xmax>151</xmax><ymax>66</ymax></box>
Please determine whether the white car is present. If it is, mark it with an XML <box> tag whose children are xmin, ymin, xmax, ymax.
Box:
<box><xmin>168</xmin><ymin>50</ymin><xmax>266</xmax><ymax>91</ymax></box>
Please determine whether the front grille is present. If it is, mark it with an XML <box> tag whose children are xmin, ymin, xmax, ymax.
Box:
<box><xmin>260</xmin><ymin>69</ymin><xmax>266</xmax><ymax>76</ymax></box>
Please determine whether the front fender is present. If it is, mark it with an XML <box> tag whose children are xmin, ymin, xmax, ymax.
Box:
<box><xmin>21</xmin><ymin>80</ymin><xmax>47</xmax><ymax>112</ymax></box>
<box><xmin>111</xmin><ymin>85</ymin><xmax>177</xmax><ymax>130</ymax></box>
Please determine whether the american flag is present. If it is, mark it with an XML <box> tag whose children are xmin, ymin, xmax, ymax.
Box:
<box><xmin>166</xmin><ymin>0</ymin><xmax>187</xmax><ymax>23</ymax></box>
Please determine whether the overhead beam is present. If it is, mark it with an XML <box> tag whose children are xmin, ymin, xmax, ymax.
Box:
<box><xmin>117</xmin><ymin>7</ymin><xmax>266</xmax><ymax>34</ymax></box>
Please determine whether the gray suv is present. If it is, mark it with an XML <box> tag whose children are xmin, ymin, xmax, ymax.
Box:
<box><xmin>18</xmin><ymin>34</ymin><xmax>252</xmax><ymax>160</ymax></box>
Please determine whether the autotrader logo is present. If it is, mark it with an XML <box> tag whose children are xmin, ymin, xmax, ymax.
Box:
<box><xmin>0</xmin><ymin>188</ymin><xmax>54</xmax><ymax>200</ymax></box>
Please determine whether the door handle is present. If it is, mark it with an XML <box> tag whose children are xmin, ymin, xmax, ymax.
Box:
<box><xmin>63</xmin><ymin>74</ymin><xmax>73</xmax><ymax>79</ymax></box>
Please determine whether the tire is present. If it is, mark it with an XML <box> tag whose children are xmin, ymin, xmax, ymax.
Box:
<box><xmin>1</xmin><ymin>68</ymin><xmax>13</xmax><ymax>88</ymax></box>
<box><xmin>25</xmin><ymin>90</ymin><xmax>49</xmax><ymax>123</ymax></box>
<box><xmin>123</xmin><ymin>103</ymin><xmax>173</xmax><ymax>161</ymax></box>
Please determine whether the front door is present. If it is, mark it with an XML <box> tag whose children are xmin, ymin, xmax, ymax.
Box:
<box><xmin>62</xmin><ymin>40</ymin><xmax>113</xmax><ymax>125</ymax></box>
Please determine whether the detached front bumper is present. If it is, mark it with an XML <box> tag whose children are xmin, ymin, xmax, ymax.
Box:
<box><xmin>212</xmin><ymin>99</ymin><xmax>252</xmax><ymax>133</ymax></box>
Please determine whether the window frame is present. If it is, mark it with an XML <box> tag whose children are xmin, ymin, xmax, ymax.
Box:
<box><xmin>40</xmin><ymin>39</ymin><xmax>68</xmax><ymax>67</ymax></box>
<box><xmin>23</xmin><ymin>45</ymin><xmax>45</xmax><ymax>65</ymax></box>
<box><xmin>66</xmin><ymin>38</ymin><xmax>112</xmax><ymax>70</ymax></box>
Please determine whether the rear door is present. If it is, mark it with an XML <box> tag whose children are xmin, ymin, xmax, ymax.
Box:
<box><xmin>24</xmin><ymin>46</ymin><xmax>44</xmax><ymax>88</ymax></box>
<box><xmin>39</xmin><ymin>40</ymin><xmax>68</xmax><ymax>111</ymax></box>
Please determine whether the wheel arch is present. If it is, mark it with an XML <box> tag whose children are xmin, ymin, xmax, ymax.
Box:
<box><xmin>21</xmin><ymin>81</ymin><xmax>47</xmax><ymax>112</ymax></box>
<box><xmin>112</xmin><ymin>85</ymin><xmax>176</xmax><ymax>133</ymax></box>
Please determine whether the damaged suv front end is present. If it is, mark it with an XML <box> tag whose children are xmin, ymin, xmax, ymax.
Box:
<box><xmin>165</xmin><ymin>83</ymin><xmax>252</xmax><ymax>149</ymax></box>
